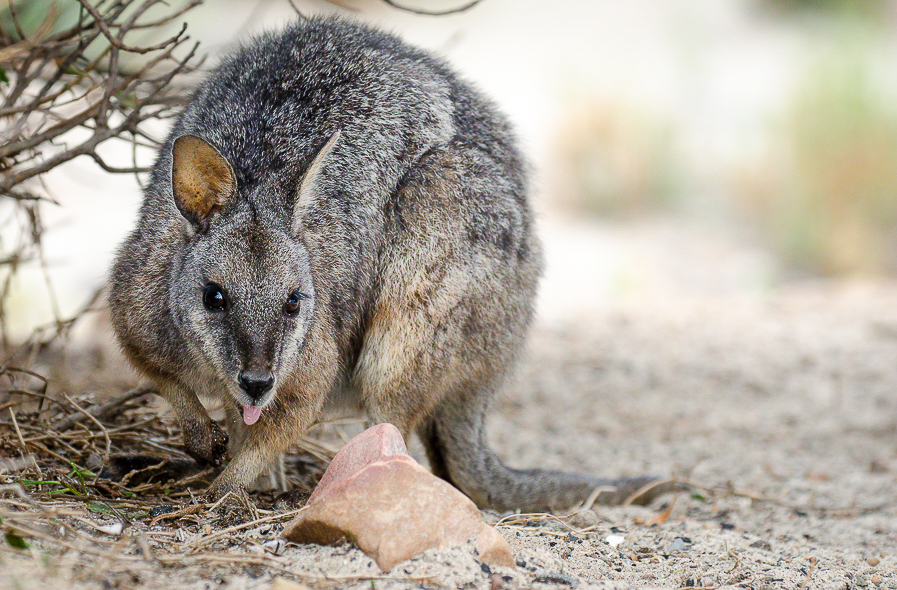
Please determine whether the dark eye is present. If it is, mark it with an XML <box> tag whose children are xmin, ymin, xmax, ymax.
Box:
<box><xmin>284</xmin><ymin>289</ymin><xmax>306</xmax><ymax>316</ymax></box>
<box><xmin>202</xmin><ymin>283</ymin><xmax>227</xmax><ymax>311</ymax></box>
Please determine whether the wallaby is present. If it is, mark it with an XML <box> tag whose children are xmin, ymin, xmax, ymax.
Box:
<box><xmin>109</xmin><ymin>16</ymin><xmax>668</xmax><ymax>513</ymax></box>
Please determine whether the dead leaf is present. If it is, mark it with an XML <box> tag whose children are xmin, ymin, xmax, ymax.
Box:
<box><xmin>645</xmin><ymin>496</ymin><xmax>677</xmax><ymax>526</ymax></box>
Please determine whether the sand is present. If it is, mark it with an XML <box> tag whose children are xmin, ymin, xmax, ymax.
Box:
<box><xmin>1</xmin><ymin>279</ymin><xmax>896</xmax><ymax>589</ymax></box>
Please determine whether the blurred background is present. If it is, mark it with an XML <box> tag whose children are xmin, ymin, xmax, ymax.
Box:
<box><xmin>3</xmin><ymin>0</ymin><xmax>897</xmax><ymax>340</ymax></box>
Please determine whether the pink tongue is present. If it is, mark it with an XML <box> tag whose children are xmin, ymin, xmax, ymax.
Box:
<box><xmin>243</xmin><ymin>405</ymin><xmax>262</xmax><ymax>426</ymax></box>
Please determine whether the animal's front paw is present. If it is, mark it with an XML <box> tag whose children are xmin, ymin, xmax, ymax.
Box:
<box><xmin>183</xmin><ymin>419</ymin><xmax>229</xmax><ymax>467</ymax></box>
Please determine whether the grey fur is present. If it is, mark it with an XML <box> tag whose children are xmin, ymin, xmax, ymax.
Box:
<box><xmin>109</xmin><ymin>16</ymin><xmax>667</xmax><ymax>513</ymax></box>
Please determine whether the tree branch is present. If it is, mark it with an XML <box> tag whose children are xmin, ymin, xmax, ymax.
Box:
<box><xmin>381</xmin><ymin>0</ymin><xmax>485</xmax><ymax>16</ymax></box>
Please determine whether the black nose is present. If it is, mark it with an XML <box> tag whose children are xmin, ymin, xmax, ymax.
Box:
<box><xmin>238</xmin><ymin>370</ymin><xmax>274</xmax><ymax>400</ymax></box>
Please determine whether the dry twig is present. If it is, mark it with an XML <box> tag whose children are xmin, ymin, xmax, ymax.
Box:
<box><xmin>798</xmin><ymin>557</ymin><xmax>817</xmax><ymax>590</ymax></box>
<box><xmin>52</xmin><ymin>386</ymin><xmax>154</xmax><ymax>432</ymax></box>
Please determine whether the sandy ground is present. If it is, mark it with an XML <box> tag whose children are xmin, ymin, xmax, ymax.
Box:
<box><xmin>494</xmin><ymin>281</ymin><xmax>897</xmax><ymax>589</ymax></box>
<box><xmin>2</xmin><ymin>279</ymin><xmax>897</xmax><ymax>589</ymax></box>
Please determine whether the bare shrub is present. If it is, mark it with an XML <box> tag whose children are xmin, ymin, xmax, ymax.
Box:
<box><xmin>0</xmin><ymin>0</ymin><xmax>204</xmax><ymax>355</ymax></box>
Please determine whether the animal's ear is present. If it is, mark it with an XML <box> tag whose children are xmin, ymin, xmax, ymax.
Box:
<box><xmin>293</xmin><ymin>130</ymin><xmax>341</xmax><ymax>234</ymax></box>
<box><xmin>171</xmin><ymin>135</ymin><xmax>237</xmax><ymax>226</ymax></box>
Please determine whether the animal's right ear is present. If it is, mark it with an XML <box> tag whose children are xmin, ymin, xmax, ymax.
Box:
<box><xmin>293</xmin><ymin>130</ymin><xmax>341</xmax><ymax>234</ymax></box>
<box><xmin>171</xmin><ymin>135</ymin><xmax>237</xmax><ymax>227</ymax></box>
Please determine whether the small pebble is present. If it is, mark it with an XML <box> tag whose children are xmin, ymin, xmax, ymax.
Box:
<box><xmin>151</xmin><ymin>504</ymin><xmax>175</xmax><ymax>518</ymax></box>
<box><xmin>606</xmin><ymin>534</ymin><xmax>625</xmax><ymax>548</ymax></box>
<box><xmin>668</xmin><ymin>537</ymin><xmax>689</xmax><ymax>552</ymax></box>
<box><xmin>263</xmin><ymin>538</ymin><xmax>286</xmax><ymax>555</ymax></box>
<box><xmin>568</xmin><ymin>509</ymin><xmax>599</xmax><ymax>529</ymax></box>
<box><xmin>867</xmin><ymin>557</ymin><xmax>880</xmax><ymax>566</ymax></box>
<box><xmin>97</xmin><ymin>523</ymin><xmax>123</xmax><ymax>536</ymax></box>
<box><xmin>871</xmin><ymin>575</ymin><xmax>881</xmax><ymax>585</ymax></box>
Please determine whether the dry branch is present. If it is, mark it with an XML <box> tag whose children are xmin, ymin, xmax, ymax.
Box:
<box><xmin>381</xmin><ymin>0</ymin><xmax>485</xmax><ymax>15</ymax></box>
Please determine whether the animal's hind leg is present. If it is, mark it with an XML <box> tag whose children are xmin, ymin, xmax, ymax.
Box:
<box><xmin>357</xmin><ymin>144</ymin><xmax>676</xmax><ymax>512</ymax></box>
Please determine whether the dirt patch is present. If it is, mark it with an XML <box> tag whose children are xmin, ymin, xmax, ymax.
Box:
<box><xmin>2</xmin><ymin>280</ymin><xmax>896</xmax><ymax>589</ymax></box>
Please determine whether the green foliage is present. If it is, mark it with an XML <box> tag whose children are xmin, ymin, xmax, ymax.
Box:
<box><xmin>746</xmin><ymin>46</ymin><xmax>897</xmax><ymax>275</ymax></box>
<box><xmin>0</xmin><ymin>0</ymin><xmax>83</xmax><ymax>41</ymax></box>
<box><xmin>762</xmin><ymin>0</ymin><xmax>888</xmax><ymax>17</ymax></box>
<box><xmin>18</xmin><ymin>478</ymin><xmax>83</xmax><ymax>496</ymax></box>
<box><xmin>5</xmin><ymin>531</ymin><xmax>29</xmax><ymax>550</ymax></box>
<box><xmin>68</xmin><ymin>461</ymin><xmax>94</xmax><ymax>489</ymax></box>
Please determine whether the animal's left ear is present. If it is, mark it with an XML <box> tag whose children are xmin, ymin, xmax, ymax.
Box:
<box><xmin>171</xmin><ymin>135</ymin><xmax>238</xmax><ymax>227</ymax></box>
<box><xmin>293</xmin><ymin>130</ymin><xmax>341</xmax><ymax>234</ymax></box>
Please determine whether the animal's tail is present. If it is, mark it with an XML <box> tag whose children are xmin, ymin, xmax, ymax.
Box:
<box><xmin>417</xmin><ymin>399</ymin><xmax>681</xmax><ymax>513</ymax></box>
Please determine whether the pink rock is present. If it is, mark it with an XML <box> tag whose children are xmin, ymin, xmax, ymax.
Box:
<box><xmin>308</xmin><ymin>422</ymin><xmax>407</xmax><ymax>504</ymax></box>
<box><xmin>282</xmin><ymin>424</ymin><xmax>513</xmax><ymax>571</ymax></box>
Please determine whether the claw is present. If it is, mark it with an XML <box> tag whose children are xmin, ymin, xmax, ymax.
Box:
<box><xmin>183</xmin><ymin>419</ymin><xmax>229</xmax><ymax>467</ymax></box>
